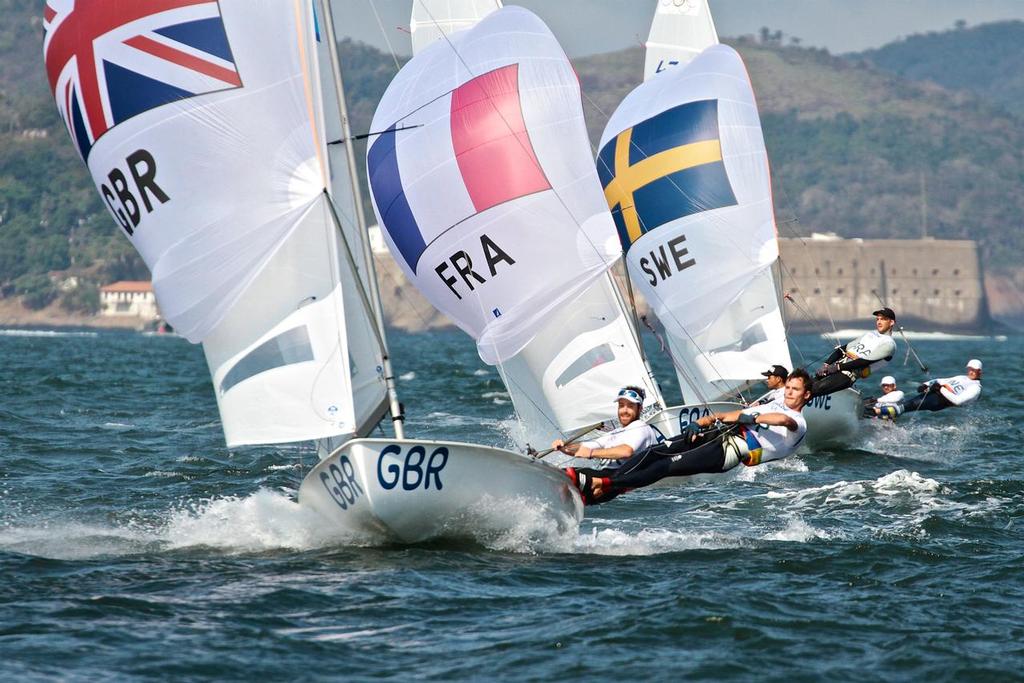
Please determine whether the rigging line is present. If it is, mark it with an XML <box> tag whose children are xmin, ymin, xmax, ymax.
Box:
<box><xmin>775</xmin><ymin>217</ymin><xmax>840</xmax><ymax>343</ymax></box>
<box><xmin>640</xmin><ymin>315</ymin><xmax>712</xmax><ymax>405</ymax></box>
<box><xmin>365</xmin><ymin>0</ymin><xmax>401</xmax><ymax>72</ymax></box>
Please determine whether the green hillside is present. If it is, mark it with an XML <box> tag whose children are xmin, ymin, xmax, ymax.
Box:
<box><xmin>1</xmin><ymin>0</ymin><xmax>1022</xmax><ymax>313</ymax></box>
<box><xmin>858</xmin><ymin>20</ymin><xmax>1024</xmax><ymax>119</ymax></box>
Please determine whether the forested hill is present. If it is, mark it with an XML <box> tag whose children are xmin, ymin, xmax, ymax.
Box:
<box><xmin>858</xmin><ymin>21</ymin><xmax>1024</xmax><ymax>119</ymax></box>
<box><xmin>1</xmin><ymin>0</ymin><xmax>1023</xmax><ymax>313</ymax></box>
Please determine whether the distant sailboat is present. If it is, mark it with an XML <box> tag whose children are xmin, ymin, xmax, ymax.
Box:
<box><xmin>44</xmin><ymin>0</ymin><xmax>581</xmax><ymax>543</ymax></box>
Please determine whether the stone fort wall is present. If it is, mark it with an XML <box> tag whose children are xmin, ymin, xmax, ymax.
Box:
<box><xmin>777</xmin><ymin>236</ymin><xmax>988</xmax><ymax>332</ymax></box>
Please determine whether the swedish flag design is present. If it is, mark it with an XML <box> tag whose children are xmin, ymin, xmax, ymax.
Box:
<box><xmin>597</xmin><ymin>99</ymin><xmax>737</xmax><ymax>251</ymax></box>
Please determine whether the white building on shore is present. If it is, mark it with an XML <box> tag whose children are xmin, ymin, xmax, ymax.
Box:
<box><xmin>99</xmin><ymin>281</ymin><xmax>160</xmax><ymax>321</ymax></box>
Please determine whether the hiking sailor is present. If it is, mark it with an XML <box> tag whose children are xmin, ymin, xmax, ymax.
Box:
<box><xmin>749</xmin><ymin>364</ymin><xmax>788</xmax><ymax>406</ymax></box>
<box><xmin>567</xmin><ymin>370</ymin><xmax>812</xmax><ymax>504</ymax></box>
<box><xmin>861</xmin><ymin>375</ymin><xmax>904</xmax><ymax>417</ymax></box>
<box><xmin>552</xmin><ymin>386</ymin><xmax>659</xmax><ymax>467</ymax></box>
<box><xmin>872</xmin><ymin>359</ymin><xmax>983</xmax><ymax>419</ymax></box>
<box><xmin>813</xmin><ymin>307</ymin><xmax>897</xmax><ymax>397</ymax></box>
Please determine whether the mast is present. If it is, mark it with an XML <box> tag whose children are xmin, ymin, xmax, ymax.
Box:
<box><xmin>318</xmin><ymin>0</ymin><xmax>404</xmax><ymax>438</ymax></box>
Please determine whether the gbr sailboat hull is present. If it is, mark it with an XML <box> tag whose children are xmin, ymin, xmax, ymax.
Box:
<box><xmin>298</xmin><ymin>438</ymin><xmax>583</xmax><ymax>543</ymax></box>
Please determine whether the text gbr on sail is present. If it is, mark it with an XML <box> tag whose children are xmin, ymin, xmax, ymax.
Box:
<box><xmin>434</xmin><ymin>233</ymin><xmax>515</xmax><ymax>300</ymax></box>
<box><xmin>638</xmin><ymin>234</ymin><xmax>695</xmax><ymax>287</ymax></box>
<box><xmin>100</xmin><ymin>149</ymin><xmax>170</xmax><ymax>237</ymax></box>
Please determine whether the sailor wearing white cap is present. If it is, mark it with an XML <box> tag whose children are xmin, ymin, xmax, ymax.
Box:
<box><xmin>553</xmin><ymin>386</ymin><xmax>659</xmax><ymax>467</ymax></box>
<box><xmin>873</xmin><ymin>359</ymin><xmax>983</xmax><ymax>419</ymax></box>
<box><xmin>875</xmin><ymin>376</ymin><xmax>905</xmax><ymax>404</ymax></box>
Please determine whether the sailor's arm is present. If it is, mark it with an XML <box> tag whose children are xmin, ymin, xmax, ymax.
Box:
<box><xmin>940</xmin><ymin>381</ymin><xmax>981</xmax><ymax>406</ymax></box>
<box><xmin>697</xmin><ymin>410</ymin><xmax>798</xmax><ymax>431</ymax></box>
<box><xmin>551</xmin><ymin>439</ymin><xmax>635</xmax><ymax>460</ymax></box>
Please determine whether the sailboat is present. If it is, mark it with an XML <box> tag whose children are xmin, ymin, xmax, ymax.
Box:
<box><xmin>400</xmin><ymin>1</ymin><xmax>695</xmax><ymax>460</ymax></box>
<box><xmin>599</xmin><ymin>0</ymin><xmax>861</xmax><ymax>448</ymax></box>
<box><xmin>44</xmin><ymin>0</ymin><xmax>581</xmax><ymax>543</ymax></box>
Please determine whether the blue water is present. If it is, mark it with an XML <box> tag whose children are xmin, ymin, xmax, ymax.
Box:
<box><xmin>1</xmin><ymin>328</ymin><xmax>1021</xmax><ymax>680</ymax></box>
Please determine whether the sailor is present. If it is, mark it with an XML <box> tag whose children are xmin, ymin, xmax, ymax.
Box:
<box><xmin>872</xmin><ymin>359</ymin><xmax>983</xmax><ymax>419</ymax></box>
<box><xmin>860</xmin><ymin>375</ymin><xmax>904</xmax><ymax>416</ymax></box>
<box><xmin>569</xmin><ymin>369</ymin><xmax>812</xmax><ymax>504</ymax></box>
<box><xmin>553</xmin><ymin>386</ymin><xmax>659</xmax><ymax>467</ymax></box>
<box><xmin>813</xmin><ymin>308</ymin><xmax>897</xmax><ymax>397</ymax></box>
<box><xmin>749</xmin><ymin>364</ymin><xmax>788</xmax><ymax>406</ymax></box>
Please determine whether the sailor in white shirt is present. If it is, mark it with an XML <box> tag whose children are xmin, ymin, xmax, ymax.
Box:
<box><xmin>570</xmin><ymin>370</ymin><xmax>812</xmax><ymax>504</ymax></box>
<box><xmin>749</xmin><ymin>364</ymin><xmax>788</xmax><ymax>406</ymax></box>
<box><xmin>553</xmin><ymin>386</ymin><xmax>659</xmax><ymax>466</ymax></box>
<box><xmin>873</xmin><ymin>359</ymin><xmax>983</xmax><ymax>419</ymax></box>
<box><xmin>875</xmin><ymin>376</ymin><xmax>905</xmax><ymax>404</ymax></box>
<box><xmin>861</xmin><ymin>375</ymin><xmax>904</xmax><ymax>416</ymax></box>
<box><xmin>813</xmin><ymin>307</ymin><xmax>898</xmax><ymax>397</ymax></box>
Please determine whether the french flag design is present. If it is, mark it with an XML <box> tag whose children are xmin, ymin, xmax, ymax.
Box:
<box><xmin>367</xmin><ymin>64</ymin><xmax>551</xmax><ymax>274</ymax></box>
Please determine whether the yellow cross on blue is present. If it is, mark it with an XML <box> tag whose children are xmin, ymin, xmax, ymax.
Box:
<box><xmin>597</xmin><ymin>99</ymin><xmax>738</xmax><ymax>251</ymax></box>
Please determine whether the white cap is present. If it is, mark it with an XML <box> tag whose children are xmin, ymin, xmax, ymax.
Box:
<box><xmin>966</xmin><ymin>359</ymin><xmax>983</xmax><ymax>370</ymax></box>
<box><xmin>880</xmin><ymin>376</ymin><xmax>896</xmax><ymax>385</ymax></box>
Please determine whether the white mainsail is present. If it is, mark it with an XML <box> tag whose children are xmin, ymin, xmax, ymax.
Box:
<box><xmin>44</xmin><ymin>0</ymin><xmax>388</xmax><ymax>446</ymax></box>
<box><xmin>644</xmin><ymin>0</ymin><xmax>719</xmax><ymax>80</ymax></box>
<box><xmin>599</xmin><ymin>45</ymin><xmax>793</xmax><ymax>404</ymax></box>
<box><xmin>410</xmin><ymin>0</ymin><xmax>503</xmax><ymax>55</ymax></box>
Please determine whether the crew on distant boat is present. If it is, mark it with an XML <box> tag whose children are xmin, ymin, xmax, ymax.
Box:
<box><xmin>872</xmin><ymin>359</ymin><xmax>983</xmax><ymax>419</ymax></box>
<box><xmin>813</xmin><ymin>308</ymin><xmax>897</xmax><ymax>397</ymax></box>
<box><xmin>749</xmin><ymin>364</ymin><xmax>788</xmax><ymax>406</ymax></box>
<box><xmin>553</xmin><ymin>386</ymin><xmax>659</xmax><ymax>469</ymax></box>
<box><xmin>567</xmin><ymin>370</ymin><xmax>812</xmax><ymax>504</ymax></box>
<box><xmin>860</xmin><ymin>375</ymin><xmax>904</xmax><ymax>416</ymax></box>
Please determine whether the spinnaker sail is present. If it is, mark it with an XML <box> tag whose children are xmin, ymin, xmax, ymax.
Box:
<box><xmin>644</xmin><ymin>0</ymin><xmax>719</xmax><ymax>81</ymax></box>
<box><xmin>367</xmin><ymin>6</ymin><xmax>620</xmax><ymax>366</ymax></box>
<box><xmin>599</xmin><ymin>44</ymin><xmax>793</xmax><ymax>403</ymax></box>
<box><xmin>44</xmin><ymin>0</ymin><xmax>388</xmax><ymax>445</ymax></box>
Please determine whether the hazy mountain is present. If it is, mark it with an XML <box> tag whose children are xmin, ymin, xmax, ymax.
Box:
<box><xmin>858</xmin><ymin>20</ymin><xmax>1024</xmax><ymax>118</ymax></box>
<box><xmin>1</xmin><ymin>0</ymin><xmax>1022</xmax><ymax>314</ymax></box>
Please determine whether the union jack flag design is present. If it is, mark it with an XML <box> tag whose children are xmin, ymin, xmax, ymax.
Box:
<box><xmin>43</xmin><ymin>0</ymin><xmax>243</xmax><ymax>161</ymax></box>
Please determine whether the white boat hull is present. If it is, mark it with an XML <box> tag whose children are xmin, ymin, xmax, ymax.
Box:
<box><xmin>802</xmin><ymin>387</ymin><xmax>862</xmax><ymax>448</ymax></box>
<box><xmin>647</xmin><ymin>402</ymin><xmax>745</xmax><ymax>439</ymax></box>
<box><xmin>298</xmin><ymin>438</ymin><xmax>583</xmax><ymax>543</ymax></box>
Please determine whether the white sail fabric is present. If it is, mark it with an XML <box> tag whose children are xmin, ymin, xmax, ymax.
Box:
<box><xmin>410</xmin><ymin>0</ymin><xmax>503</xmax><ymax>55</ymax></box>
<box><xmin>202</xmin><ymin>198</ymin><xmax>385</xmax><ymax>447</ymax></box>
<box><xmin>45</xmin><ymin>1</ymin><xmax>387</xmax><ymax>445</ymax></box>
<box><xmin>599</xmin><ymin>45</ymin><xmax>792</xmax><ymax>403</ymax></box>
<box><xmin>43</xmin><ymin>0</ymin><xmax>327</xmax><ymax>343</ymax></box>
<box><xmin>366</xmin><ymin>6</ymin><xmax>620</xmax><ymax>365</ymax></box>
<box><xmin>500</xmin><ymin>273</ymin><xmax>662</xmax><ymax>441</ymax></box>
<box><xmin>644</xmin><ymin>0</ymin><xmax>719</xmax><ymax>81</ymax></box>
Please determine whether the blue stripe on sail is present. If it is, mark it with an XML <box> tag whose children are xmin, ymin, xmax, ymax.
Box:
<box><xmin>155</xmin><ymin>18</ymin><xmax>234</xmax><ymax>62</ymax></box>
<box><xmin>367</xmin><ymin>125</ymin><xmax>426</xmax><ymax>272</ymax></box>
<box><xmin>628</xmin><ymin>99</ymin><xmax>721</xmax><ymax>166</ymax></box>
<box><xmin>597</xmin><ymin>137</ymin><xmax>617</xmax><ymax>189</ymax></box>
<box><xmin>632</xmin><ymin>160</ymin><xmax>737</xmax><ymax>230</ymax></box>
<box><xmin>103</xmin><ymin>61</ymin><xmax>194</xmax><ymax>126</ymax></box>
<box><xmin>69</xmin><ymin>86</ymin><xmax>92</xmax><ymax>160</ymax></box>
<box><xmin>610</xmin><ymin>206</ymin><xmax>633</xmax><ymax>252</ymax></box>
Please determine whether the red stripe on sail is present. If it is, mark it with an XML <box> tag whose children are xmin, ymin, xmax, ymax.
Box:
<box><xmin>450</xmin><ymin>64</ymin><xmax>550</xmax><ymax>213</ymax></box>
